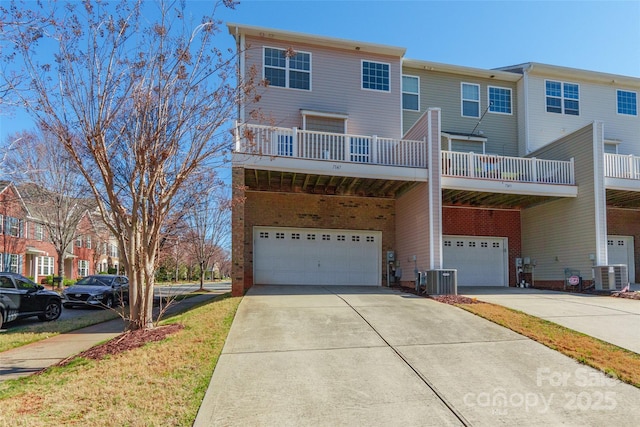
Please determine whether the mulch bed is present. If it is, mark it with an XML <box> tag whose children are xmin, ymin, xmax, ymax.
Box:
<box><xmin>55</xmin><ymin>324</ymin><xmax>184</xmax><ymax>368</ymax></box>
<box><xmin>612</xmin><ymin>291</ymin><xmax>640</xmax><ymax>300</ymax></box>
<box><xmin>428</xmin><ymin>294</ymin><xmax>482</xmax><ymax>305</ymax></box>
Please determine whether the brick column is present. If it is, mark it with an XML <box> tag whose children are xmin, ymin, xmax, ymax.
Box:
<box><xmin>231</xmin><ymin>167</ymin><xmax>246</xmax><ymax>296</ymax></box>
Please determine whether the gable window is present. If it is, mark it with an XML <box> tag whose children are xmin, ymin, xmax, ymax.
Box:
<box><xmin>488</xmin><ymin>86</ymin><xmax>512</xmax><ymax>114</ymax></box>
<box><xmin>263</xmin><ymin>47</ymin><xmax>311</xmax><ymax>90</ymax></box>
<box><xmin>461</xmin><ymin>83</ymin><xmax>480</xmax><ymax>117</ymax></box>
<box><xmin>617</xmin><ymin>90</ymin><xmax>637</xmax><ymax>116</ymax></box>
<box><xmin>546</xmin><ymin>80</ymin><xmax>579</xmax><ymax>115</ymax></box>
<box><xmin>402</xmin><ymin>75</ymin><xmax>419</xmax><ymax>111</ymax></box>
<box><xmin>362</xmin><ymin>61</ymin><xmax>390</xmax><ymax>92</ymax></box>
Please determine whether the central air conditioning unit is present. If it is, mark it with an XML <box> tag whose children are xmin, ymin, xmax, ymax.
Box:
<box><xmin>593</xmin><ymin>265</ymin><xmax>628</xmax><ymax>291</ymax></box>
<box><xmin>425</xmin><ymin>269</ymin><xmax>457</xmax><ymax>295</ymax></box>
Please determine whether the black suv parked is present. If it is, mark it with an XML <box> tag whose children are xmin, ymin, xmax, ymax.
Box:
<box><xmin>62</xmin><ymin>275</ymin><xmax>129</xmax><ymax>309</ymax></box>
<box><xmin>0</xmin><ymin>272</ymin><xmax>62</xmax><ymax>329</ymax></box>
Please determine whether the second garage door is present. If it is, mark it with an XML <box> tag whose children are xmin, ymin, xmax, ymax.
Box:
<box><xmin>253</xmin><ymin>227</ymin><xmax>382</xmax><ymax>286</ymax></box>
<box><xmin>443</xmin><ymin>236</ymin><xmax>508</xmax><ymax>286</ymax></box>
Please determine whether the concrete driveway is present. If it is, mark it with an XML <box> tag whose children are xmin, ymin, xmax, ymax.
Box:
<box><xmin>460</xmin><ymin>287</ymin><xmax>640</xmax><ymax>354</ymax></box>
<box><xmin>195</xmin><ymin>285</ymin><xmax>640</xmax><ymax>426</ymax></box>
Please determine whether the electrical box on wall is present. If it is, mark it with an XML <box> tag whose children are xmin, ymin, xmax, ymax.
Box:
<box><xmin>387</xmin><ymin>251</ymin><xmax>395</xmax><ymax>261</ymax></box>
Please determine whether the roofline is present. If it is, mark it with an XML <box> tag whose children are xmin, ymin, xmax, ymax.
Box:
<box><xmin>403</xmin><ymin>59</ymin><xmax>522</xmax><ymax>82</ymax></box>
<box><xmin>227</xmin><ymin>22</ymin><xmax>406</xmax><ymax>57</ymax></box>
<box><xmin>497</xmin><ymin>62</ymin><xmax>640</xmax><ymax>86</ymax></box>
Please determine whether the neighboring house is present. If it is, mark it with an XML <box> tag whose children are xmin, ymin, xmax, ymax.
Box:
<box><xmin>228</xmin><ymin>23</ymin><xmax>639</xmax><ymax>296</ymax></box>
<box><xmin>0</xmin><ymin>181</ymin><xmax>121</xmax><ymax>282</ymax></box>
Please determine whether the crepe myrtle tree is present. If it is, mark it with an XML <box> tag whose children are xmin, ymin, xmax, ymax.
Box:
<box><xmin>1</xmin><ymin>0</ymin><xmax>259</xmax><ymax>330</ymax></box>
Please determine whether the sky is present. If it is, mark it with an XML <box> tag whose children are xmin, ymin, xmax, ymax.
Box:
<box><xmin>2</xmin><ymin>0</ymin><xmax>639</xmax><ymax>142</ymax></box>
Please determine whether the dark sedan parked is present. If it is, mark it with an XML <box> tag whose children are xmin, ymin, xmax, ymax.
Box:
<box><xmin>62</xmin><ymin>275</ymin><xmax>129</xmax><ymax>309</ymax></box>
<box><xmin>0</xmin><ymin>272</ymin><xmax>62</xmax><ymax>329</ymax></box>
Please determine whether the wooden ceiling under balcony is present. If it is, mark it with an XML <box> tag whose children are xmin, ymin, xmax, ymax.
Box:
<box><xmin>441</xmin><ymin>189</ymin><xmax>556</xmax><ymax>209</ymax></box>
<box><xmin>244</xmin><ymin>169</ymin><xmax>419</xmax><ymax>198</ymax></box>
<box><xmin>607</xmin><ymin>189</ymin><xmax>640</xmax><ymax>208</ymax></box>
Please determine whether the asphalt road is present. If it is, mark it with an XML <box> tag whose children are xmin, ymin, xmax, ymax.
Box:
<box><xmin>4</xmin><ymin>281</ymin><xmax>231</xmax><ymax>329</ymax></box>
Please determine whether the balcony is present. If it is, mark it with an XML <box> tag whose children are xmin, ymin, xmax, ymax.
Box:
<box><xmin>441</xmin><ymin>151</ymin><xmax>575</xmax><ymax>185</ymax></box>
<box><xmin>605</xmin><ymin>153</ymin><xmax>640</xmax><ymax>181</ymax></box>
<box><xmin>235</xmin><ymin>123</ymin><xmax>427</xmax><ymax>168</ymax></box>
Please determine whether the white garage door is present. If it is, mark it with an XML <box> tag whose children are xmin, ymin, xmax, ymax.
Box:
<box><xmin>608</xmin><ymin>235</ymin><xmax>636</xmax><ymax>283</ymax></box>
<box><xmin>253</xmin><ymin>227</ymin><xmax>382</xmax><ymax>286</ymax></box>
<box><xmin>443</xmin><ymin>236</ymin><xmax>508</xmax><ymax>286</ymax></box>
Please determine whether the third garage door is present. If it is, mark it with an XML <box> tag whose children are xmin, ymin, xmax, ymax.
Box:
<box><xmin>443</xmin><ymin>236</ymin><xmax>508</xmax><ymax>286</ymax></box>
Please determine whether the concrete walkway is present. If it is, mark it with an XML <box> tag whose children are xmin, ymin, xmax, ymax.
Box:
<box><xmin>459</xmin><ymin>287</ymin><xmax>640</xmax><ymax>354</ymax></box>
<box><xmin>195</xmin><ymin>285</ymin><xmax>640</xmax><ymax>426</ymax></box>
<box><xmin>0</xmin><ymin>292</ymin><xmax>225</xmax><ymax>381</ymax></box>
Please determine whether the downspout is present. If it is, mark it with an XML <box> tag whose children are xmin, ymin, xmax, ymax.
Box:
<box><xmin>523</xmin><ymin>63</ymin><xmax>534</xmax><ymax>154</ymax></box>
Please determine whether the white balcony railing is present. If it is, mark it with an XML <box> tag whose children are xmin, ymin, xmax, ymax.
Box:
<box><xmin>442</xmin><ymin>151</ymin><xmax>575</xmax><ymax>185</ymax></box>
<box><xmin>605</xmin><ymin>153</ymin><xmax>640</xmax><ymax>180</ymax></box>
<box><xmin>235</xmin><ymin>123</ymin><xmax>427</xmax><ymax>168</ymax></box>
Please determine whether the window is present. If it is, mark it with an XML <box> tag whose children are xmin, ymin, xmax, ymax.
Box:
<box><xmin>5</xmin><ymin>217</ymin><xmax>23</xmax><ymax>237</ymax></box>
<box><xmin>488</xmin><ymin>86</ymin><xmax>512</xmax><ymax>114</ymax></box>
<box><xmin>38</xmin><ymin>256</ymin><xmax>55</xmax><ymax>276</ymax></box>
<box><xmin>78</xmin><ymin>260</ymin><xmax>89</xmax><ymax>277</ymax></box>
<box><xmin>604</xmin><ymin>142</ymin><xmax>619</xmax><ymax>154</ymax></box>
<box><xmin>76</xmin><ymin>237</ymin><xmax>83</xmax><ymax>247</ymax></box>
<box><xmin>3</xmin><ymin>254</ymin><xmax>21</xmax><ymax>273</ymax></box>
<box><xmin>35</xmin><ymin>224</ymin><xmax>44</xmax><ymax>241</ymax></box>
<box><xmin>461</xmin><ymin>83</ymin><xmax>480</xmax><ymax>117</ymax></box>
<box><xmin>402</xmin><ymin>75</ymin><xmax>419</xmax><ymax>111</ymax></box>
<box><xmin>263</xmin><ymin>47</ymin><xmax>310</xmax><ymax>90</ymax></box>
<box><xmin>546</xmin><ymin>80</ymin><xmax>579</xmax><ymax>115</ymax></box>
<box><xmin>617</xmin><ymin>90</ymin><xmax>637</xmax><ymax>116</ymax></box>
<box><xmin>86</xmin><ymin>236</ymin><xmax>92</xmax><ymax>249</ymax></box>
<box><xmin>362</xmin><ymin>61</ymin><xmax>390</xmax><ymax>92</ymax></box>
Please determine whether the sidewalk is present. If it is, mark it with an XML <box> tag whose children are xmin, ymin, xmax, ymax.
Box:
<box><xmin>0</xmin><ymin>292</ymin><xmax>225</xmax><ymax>382</ymax></box>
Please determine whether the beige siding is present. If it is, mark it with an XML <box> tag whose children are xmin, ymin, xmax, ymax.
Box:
<box><xmin>244</xmin><ymin>35</ymin><xmax>402</xmax><ymax>139</ymax></box>
<box><xmin>396</xmin><ymin>183</ymin><xmax>430</xmax><ymax>286</ymax></box>
<box><xmin>524</xmin><ymin>74</ymin><xmax>639</xmax><ymax>155</ymax></box>
<box><xmin>402</xmin><ymin>68</ymin><xmax>519</xmax><ymax>157</ymax></box>
<box><xmin>522</xmin><ymin>122</ymin><xmax>607</xmax><ymax>280</ymax></box>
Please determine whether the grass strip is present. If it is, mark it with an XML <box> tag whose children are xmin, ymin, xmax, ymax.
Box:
<box><xmin>457</xmin><ymin>301</ymin><xmax>640</xmax><ymax>388</ymax></box>
<box><xmin>0</xmin><ymin>309</ymin><xmax>121</xmax><ymax>353</ymax></box>
<box><xmin>0</xmin><ymin>294</ymin><xmax>241</xmax><ymax>426</ymax></box>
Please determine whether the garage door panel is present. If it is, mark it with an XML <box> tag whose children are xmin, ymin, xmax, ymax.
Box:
<box><xmin>443</xmin><ymin>236</ymin><xmax>507</xmax><ymax>287</ymax></box>
<box><xmin>254</xmin><ymin>227</ymin><xmax>381</xmax><ymax>286</ymax></box>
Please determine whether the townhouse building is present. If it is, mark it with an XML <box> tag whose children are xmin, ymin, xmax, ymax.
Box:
<box><xmin>0</xmin><ymin>181</ymin><xmax>120</xmax><ymax>282</ymax></box>
<box><xmin>228</xmin><ymin>24</ymin><xmax>639</xmax><ymax>296</ymax></box>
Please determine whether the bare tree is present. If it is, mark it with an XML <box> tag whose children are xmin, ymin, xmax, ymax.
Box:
<box><xmin>6</xmin><ymin>129</ymin><xmax>93</xmax><ymax>282</ymax></box>
<box><xmin>1</xmin><ymin>0</ymin><xmax>257</xmax><ymax>330</ymax></box>
<box><xmin>185</xmin><ymin>188</ymin><xmax>230</xmax><ymax>290</ymax></box>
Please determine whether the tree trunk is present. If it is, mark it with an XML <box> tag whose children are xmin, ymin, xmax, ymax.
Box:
<box><xmin>199</xmin><ymin>261</ymin><xmax>205</xmax><ymax>290</ymax></box>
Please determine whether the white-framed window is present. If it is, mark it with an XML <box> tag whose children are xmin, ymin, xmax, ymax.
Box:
<box><xmin>78</xmin><ymin>260</ymin><xmax>89</xmax><ymax>277</ymax></box>
<box><xmin>2</xmin><ymin>254</ymin><xmax>21</xmax><ymax>273</ymax></box>
<box><xmin>488</xmin><ymin>86</ymin><xmax>512</xmax><ymax>114</ymax></box>
<box><xmin>38</xmin><ymin>256</ymin><xmax>55</xmax><ymax>276</ymax></box>
<box><xmin>617</xmin><ymin>90</ymin><xmax>637</xmax><ymax>116</ymax></box>
<box><xmin>0</xmin><ymin>215</ymin><xmax>3</xmax><ymax>234</ymax></box>
<box><xmin>546</xmin><ymin>80</ymin><xmax>579</xmax><ymax>115</ymax></box>
<box><xmin>461</xmin><ymin>83</ymin><xmax>480</xmax><ymax>117</ymax></box>
<box><xmin>86</xmin><ymin>236</ymin><xmax>92</xmax><ymax>249</ymax></box>
<box><xmin>604</xmin><ymin>139</ymin><xmax>620</xmax><ymax>154</ymax></box>
<box><xmin>362</xmin><ymin>60</ymin><xmax>390</xmax><ymax>92</ymax></box>
<box><xmin>402</xmin><ymin>75</ymin><xmax>419</xmax><ymax>111</ymax></box>
<box><xmin>34</xmin><ymin>223</ymin><xmax>44</xmax><ymax>241</ymax></box>
<box><xmin>76</xmin><ymin>236</ymin><xmax>83</xmax><ymax>247</ymax></box>
<box><xmin>263</xmin><ymin>47</ymin><xmax>311</xmax><ymax>90</ymax></box>
<box><xmin>4</xmin><ymin>217</ymin><xmax>23</xmax><ymax>237</ymax></box>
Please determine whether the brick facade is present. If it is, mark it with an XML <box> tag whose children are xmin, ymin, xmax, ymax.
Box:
<box><xmin>232</xmin><ymin>184</ymin><xmax>396</xmax><ymax>295</ymax></box>
<box><xmin>442</xmin><ymin>206</ymin><xmax>521</xmax><ymax>286</ymax></box>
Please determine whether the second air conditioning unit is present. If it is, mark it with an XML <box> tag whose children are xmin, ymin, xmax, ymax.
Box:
<box><xmin>425</xmin><ymin>269</ymin><xmax>458</xmax><ymax>295</ymax></box>
<box><xmin>593</xmin><ymin>265</ymin><xmax>628</xmax><ymax>291</ymax></box>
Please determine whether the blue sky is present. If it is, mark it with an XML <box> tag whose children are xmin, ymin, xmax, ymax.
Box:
<box><xmin>2</xmin><ymin>0</ymin><xmax>639</xmax><ymax>141</ymax></box>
